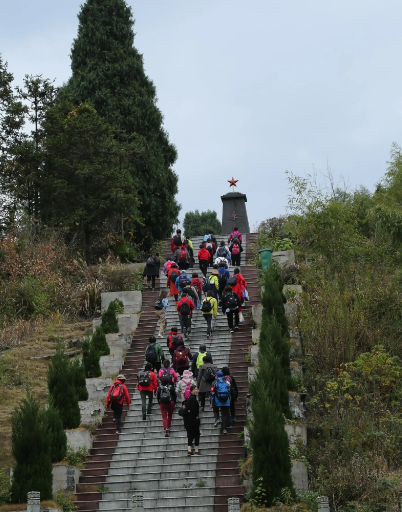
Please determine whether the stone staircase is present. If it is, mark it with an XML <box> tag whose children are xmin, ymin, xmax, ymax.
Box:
<box><xmin>74</xmin><ymin>234</ymin><xmax>260</xmax><ymax>512</ymax></box>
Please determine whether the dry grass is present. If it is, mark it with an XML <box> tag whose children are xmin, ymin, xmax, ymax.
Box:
<box><xmin>0</xmin><ymin>316</ymin><xmax>92</xmax><ymax>470</ymax></box>
<box><xmin>0</xmin><ymin>501</ymin><xmax>59</xmax><ymax>511</ymax></box>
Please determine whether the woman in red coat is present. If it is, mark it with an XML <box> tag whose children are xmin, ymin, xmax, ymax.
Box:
<box><xmin>167</xmin><ymin>263</ymin><xmax>181</xmax><ymax>302</ymax></box>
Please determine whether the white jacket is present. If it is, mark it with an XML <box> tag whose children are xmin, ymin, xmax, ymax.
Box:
<box><xmin>176</xmin><ymin>377</ymin><xmax>196</xmax><ymax>401</ymax></box>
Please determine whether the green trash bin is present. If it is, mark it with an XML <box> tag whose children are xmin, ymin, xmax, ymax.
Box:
<box><xmin>259</xmin><ymin>248</ymin><xmax>273</xmax><ymax>269</ymax></box>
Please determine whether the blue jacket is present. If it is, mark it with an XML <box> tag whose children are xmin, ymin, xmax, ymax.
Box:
<box><xmin>175</xmin><ymin>273</ymin><xmax>191</xmax><ymax>292</ymax></box>
<box><xmin>211</xmin><ymin>377</ymin><xmax>231</xmax><ymax>407</ymax></box>
<box><xmin>218</xmin><ymin>268</ymin><xmax>230</xmax><ymax>289</ymax></box>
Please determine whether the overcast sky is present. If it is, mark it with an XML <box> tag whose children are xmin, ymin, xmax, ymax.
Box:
<box><xmin>1</xmin><ymin>0</ymin><xmax>401</xmax><ymax>229</ymax></box>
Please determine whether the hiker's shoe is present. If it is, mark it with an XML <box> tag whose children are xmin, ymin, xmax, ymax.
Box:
<box><xmin>115</xmin><ymin>430</ymin><xmax>120</xmax><ymax>434</ymax></box>
<box><xmin>232</xmin><ymin>417</ymin><xmax>237</xmax><ymax>422</ymax></box>
<box><xmin>234</xmin><ymin>325</ymin><xmax>239</xmax><ymax>330</ymax></box>
<box><xmin>165</xmin><ymin>429</ymin><xmax>169</xmax><ymax>437</ymax></box>
<box><xmin>207</xmin><ymin>334</ymin><xmax>210</xmax><ymax>339</ymax></box>
<box><xmin>112</xmin><ymin>418</ymin><xmax>116</xmax><ymax>423</ymax></box>
<box><xmin>193</xmin><ymin>451</ymin><xmax>201</xmax><ymax>456</ymax></box>
<box><xmin>157</xmin><ymin>334</ymin><xmax>163</xmax><ymax>338</ymax></box>
<box><xmin>214</xmin><ymin>419</ymin><xmax>221</xmax><ymax>427</ymax></box>
<box><xmin>187</xmin><ymin>451</ymin><xmax>193</xmax><ymax>456</ymax></box>
<box><xmin>142</xmin><ymin>414</ymin><xmax>146</xmax><ymax>421</ymax></box>
<box><xmin>230</xmin><ymin>329</ymin><xmax>234</xmax><ymax>334</ymax></box>
<box><xmin>222</xmin><ymin>429</ymin><xmax>228</xmax><ymax>435</ymax></box>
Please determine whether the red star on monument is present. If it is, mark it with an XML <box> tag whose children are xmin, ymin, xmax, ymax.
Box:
<box><xmin>228</xmin><ymin>177</ymin><xmax>238</xmax><ymax>188</ymax></box>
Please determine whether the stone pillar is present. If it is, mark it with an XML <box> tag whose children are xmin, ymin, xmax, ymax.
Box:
<box><xmin>27</xmin><ymin>492</ymin><xmax>40</xmax><ymax>512</ymax></box>
<box><xmin>317</xmin><ymin>496</ymin><xmax>330</xmax><ymax>512</ymax></box>
<box><xmin>221</xmin><ymin>192</ymin><xmax>250</xmax><ymax>235</ymax></box>
<box><xmin>228</xmin><ymin>497</ymin><xmax>241</xmax><ymax>512</ymax></box>
<box><xmin>132</xmin><ymin>494</ymin><xmax>144</xmax><ymax>512</ymax></box>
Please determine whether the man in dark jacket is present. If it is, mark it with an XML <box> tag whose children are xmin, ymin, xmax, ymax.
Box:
<box><xmin>196</xmin><ymin>355</ymin><xmax>217</xmax><ymax>411</ymax></box>
<box><xmin>106</xmin><ymin>374</ymin><xmax>130</xmax><ymax>434</ymax></box>
<box><xmin>221</xmin><ymin>285</ymin><xmax>242</xmax><ymax>333</ymax></box>
<box><xmin>172</xmin><ymin>343</ymin><xmax>193</xmax><ymax>376</ymax></box>
<box><xmin>166</xmin><ymin>327</ymin><xmax>183</xmax><ymax>358</ymax></box>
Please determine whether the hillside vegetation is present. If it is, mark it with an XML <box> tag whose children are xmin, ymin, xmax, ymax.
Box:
<box><xmin>255</xmin><ymin>146</ymin><xmax>402</xmax><ymax>512</ymax></box>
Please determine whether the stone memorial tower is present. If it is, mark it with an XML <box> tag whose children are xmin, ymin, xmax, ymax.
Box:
<box><xmin>221</xmin><ymin>178</ymin><xmax>250</xmax><ymax>235</ymax></box>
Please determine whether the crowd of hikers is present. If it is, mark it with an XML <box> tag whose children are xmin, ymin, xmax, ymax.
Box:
<box><xmin>106</xmin><ymin>228</ymin><xmax>244</xmax><ymax>455</ymax></box>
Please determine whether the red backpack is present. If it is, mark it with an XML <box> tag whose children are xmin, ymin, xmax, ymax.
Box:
<box><xmin>176</xmin><ymin>349</ymin><xmax>188</xmax><ymax>366</ymax></box>
<box><xmin>232</xmin><ymin>243</ymin><xmax>240</xmax><ymax>255</ymax></box>
<box><xmin>110</xmin><ymin>382</ymin><xmax>124</xmax><ymax>403</ymax></box>
<box><xmin>179</xmin><ymin>247</ymin><xmax>188</xmax><ymax>262</ymax></box>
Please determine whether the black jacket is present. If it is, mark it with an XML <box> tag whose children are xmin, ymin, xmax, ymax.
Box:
<box><xmin>157</xmin><ymin>384</ymin><xmax>177</xmax><ymax>404</ymax></box>
<box><xmin>143</xmin><ymin>257</ymin><xmax>161</xmax><ymax>277</ymax></box>
<box><xmin>221</xmin><ymin>291</ymin><xmax>241</xmax><ymax>314</ymax></box>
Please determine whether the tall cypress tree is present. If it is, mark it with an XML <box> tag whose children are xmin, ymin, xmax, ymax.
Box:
<box><xmin>46</xmin><ymin>402</ymin><xmax>67</xmax><ymax>463</ymax></box>
<box><xmin>65</xmin><ymin>0</ymin><xmax>179</xmax><ymax>245</ymax></box>
<box><xmin>70</xmin><ymin>358</ymin><xmax>89</xmax><ymax>401</ymax></box>
<box><xmin>47</xmin><ymin>348</ymin><xmax>81</xmax><ymax>429</ymax></box>
<box><xmin>11</xmin><ymin>393</ymin><xmax>53</xmax><ymax>502</ymax></box>
<box><xmin>261</xmin><ymin>265</ymin><xmax>289</xmax><ymax>336</ymax></box>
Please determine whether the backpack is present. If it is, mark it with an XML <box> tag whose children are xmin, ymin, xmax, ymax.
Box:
<box><xmin>173</xmin><ymin>234</ymin><xmax>182</xmax><ymax>246</ymax></box>
<box><xmin>201</xmin><ymin>298</ymin><xmax>213</xmax><ymax>313</ymax></box>
<box><xmin>204</xmin><ymin>366</ymin><xmax>216</xmax><ymax>383</ymax></box>
<box><xmin>218</xmin><ymin>272</ymin><xmax>227</xmax><ymax>287</ymax></box>
<box><xmin>176</xmin><ymin>349</ymin><xmax>188</xmax><ymax>366</ymax></box>
<box><xmin>183</xmin><ymin>379</ymin><xmax>192</xmax><ymax>400</ymax></box>
<box><xmin>202</xmin><ymin>278</ymin><xmax>210</xmax><ymax>292</ymax></box>
<box><xmin>232</xmin><ymin>243</ymin><xmax>240</xmax><ymax>255</ymax></box>
<box><xmin>209</xmin><ymin>275</ymin><xmax>217</xmax><ymax>290</ymax></box>
<box><xmin>170</xmin><ymin>270</ymin><xmax>179</xmax><ymax>282</ymax></box>
<box><xmin>110</xmin><ymin>382</ymin><xmax>124</xmax><ymax>403</ymax></box>
<box><xmin>179</xmin><ymin>247</ymin><xmax>188</xmax><ymax>262</ymax></box>
<box><xmin>225</xmin><ymin>292</ymin><xmax>238</xmax><ymax>310</ymax></box>
<box><xmin>205</xmin><ymin>242</ymin><xmax>213</xmax><ymax>254</ymax></box>
<box><xmin>231</xmin><ymin>231</ymin><xmax>242</xmax><ymax>243</ymax></box>
<box><xmin>178</xmin><ymin>274</ymin><xmax>188</xmax><ymax>287</ymax></box>
<box><xmin>137</xmin><ymin>370</ymin><xmax>151</xmax><ymax>386</ymax></box>
<box><xmin>145</xmin><ymin>343</ymin><xmax>158</xmax><ymax>363</ymax></box>
<box><xmin>227</xmin><ymin>275</ymin><xmax>238</xmax><ymax>286</ymax></box>
<box><xmin>146</xmin><ymin>257</ymin><xmax>155</xmax><ymax>267</ymax></box>
<box><xmin>215</xmin><ymin>378</ymin><xmax>230</xmax><ymax>401</ymax></box>
<box><xmin>154</xmin><ymin>299</ymin><xmax>163</xmax><ymax>310</ymax></box>
<box><xmin>217</xmin><ymin>246</ymin><xmax>227</xmax><ymax>257</ymax></box>
<box><xmin>196</xmin><ymin>351</ymin><xmax>207</xmax><ymax>369</ymax></box>
<box><xmin>171</xmin><ymin>333</ymin><xmax>182</xmax><ymax>346</ymax></box>
<box><xmin>203</xmin><ymin>234</ymin><xmax>211</xmax><ymax>242</ymax></box>
<box><xmin>159</xmin><ymin>385</ymin><xmax>171</xmax><ymax>404</ymax></box>
<box><xmin>179</xmin><ymin>298</ymin><xmax>190</xmax><ymax>315</ymax></box>
<box><xmin>160</xmin><ymin>369</ymin><xmax>173</xmax><ymax>385</ymax></box>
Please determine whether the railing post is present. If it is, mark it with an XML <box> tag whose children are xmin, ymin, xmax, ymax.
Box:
<box><xmin>27</xmin><ymin>492</ymin><xmax>40</xmax><ymax>512</ymax></box>
<box><xmin>228</xmin><ymin>497</ymin><xmax>240</xmax><ymax>512</ymax></box>
<box><xmin>132</xmin><ymin>494</ymin><xmax>144</xmax><ymax>512</ymax></box>
<box><xmin>317</xmin><ymin>496</ymin><xmax>330</xmax><ymax>512</ymax></box>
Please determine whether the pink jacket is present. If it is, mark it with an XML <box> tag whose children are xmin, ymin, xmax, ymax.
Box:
<box><xmin>158</xmin><ymin>367</ymin><xmax>178</xmax><ymax>384</ymax></box>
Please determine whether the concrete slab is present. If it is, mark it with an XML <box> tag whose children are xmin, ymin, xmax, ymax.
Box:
<box><xmin>52</xmin><ymin>464</ymin><xmax>80</xmax><ymax>494</ymax></box>
<box><xmin>252</xmin><ymin>305</ymin><xmax>263</xmax><ymax>327</ymax></box>
<box><xmin>251</xmin><ymin>345</ymin><xmax>259</xmax><ymax>366</ymax></box>
<box><xmin>100</xmin><ymin>354</ymin><xmax>123</xmax><ymax>377</ymax></box>
<box><xmin>285</xmin><ymin>423</ymin><xmax>307</xmax><ymax>446</ymax></box>
<box><xmin>86</xmin><ymin>377</ymin><xmax>113</xmax><ymax>401</ymax></box>
<box><xmin>285</xmin><ymin>303</ymin><xmax>298</xmax><ymax>325</ymax></box>
<box><xmin>252</xmin><ymin>328</ymin><xmax>261</xmax><ymax>343</ymax></box>
<box><xmin>248</xmin><ymin>367</ymin><xmax>257</xmax><ymax>381</ymax></box>
<box><xmin>65</xmin><ymin>429</ymin><xmax>93</xmax><ymax>451</ymax></box>
<box><xmin>118</xmin><ymin>314</ymin><xmax>139</xmax><ymax>335</ymax></box>
<box><xmin>272</xmin><ymin>250</ymin><xmax>295</xmax><ymax>267</ymax></box>
<box><xmin>79</xmin><ymin>400</ymin><xmax>105</xmax><ymax>426</ymax></box>
<box><xmin>291</xmin><ymin>460</ymin><xmax>308</xmax><ymax>491</ymax></box>
<box><xmin>101</xmin><ymin>291</ymin><xmax>142</xmax><ymax>314</ymax></box>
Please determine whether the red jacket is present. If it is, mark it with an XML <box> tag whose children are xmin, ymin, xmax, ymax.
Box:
<box><xmin>176</xmin><ymin>296</ymin><xmax>195</xmax><ymax>316</ymax></box>
<box><xmin>106</xmin><ymin>379</ymin><xmax>130</xmax><ymax>407</ymax></box>
<box><xmin>231</xmin><ymin>273</ymin><xmax>247</xmax><ymax>299</ymax></box>
<box><xmin>167</xmin><ymin>331</ymin><xmax>183</xmax><ymax>349</ymax></box>
<box><xmin>198</xmin><ymin>248</ymin><xmax>211</xmax><ymax>262</ymax></box>
<box><xmin>136</xmin><ymin>370</ymin><xmax>158</xmax><ymax>393</ymax></box>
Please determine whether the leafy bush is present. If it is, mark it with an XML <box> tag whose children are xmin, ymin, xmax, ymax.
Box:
<box><xmin>101</xmin><ymin>299</ymin><xmax>122</xmax><ymax>334</ymax></box>
<box><xmin>64</xmin><ymin>444</ymin><xmax>88</xmax><ymax>469</ymax></box>
<box><xmin>0</xmin><ymin>469</ymin><xmax>11</xmax><ymax>505</ymax></box>
<box><xmin>54</xmin><ymin>490</ymin><xmax>77</xmax><ymax>512</ymax></box>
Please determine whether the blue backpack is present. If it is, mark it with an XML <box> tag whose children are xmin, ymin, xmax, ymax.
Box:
<box><xmin>170</xmin><ymin>270</ymin><xmax>179</xmax><ymax>282</ymax></box>
<box><xmin>178</xmin><ymin>274</ymin><xmax>188</xmax><ymax>287</ymax></box>
<box><xmin>215</xmin><ymin>378</ymin><xmax>230</xmax><ymax>401</ymax></box>
<box><xmin>217</xmin><ymin>247</ymin><xmax>227</xmax><ymax>257</ymax></box>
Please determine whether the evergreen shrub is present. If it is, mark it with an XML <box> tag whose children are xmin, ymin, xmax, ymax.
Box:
<box><xmin>91</xmin><ymin>326</ymin><xmax>110</xmax><ymax>356</ymax></box>
<box><xmin>101</xmin><ymin>299</ymin><xmax>123</xmax><ymax>333</ymax></box>
<box><xmin>46</xmin><ymin>402</ymin><xmax>67</xmax><ymax>463</ymax></box>
<box><xmin>47</xmin><ymin>348</ymin><xmax>80</xmax><ymax>429</ymax></box>
<box><xmin>82</xmin><ymin>337</ymin><xmax>101</xmax><ymax>378</ymax></box>
<box><xmin>70</xmin><ymin>358</ymin><xmax>89</xmax><ymax>401</ymax></box>
<box><xmin>11</xmin><ymin>393</ymin><xmax>53</xmax><ymax>502</ymax></box>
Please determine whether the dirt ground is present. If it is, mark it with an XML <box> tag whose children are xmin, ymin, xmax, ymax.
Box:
<box><xmin>0</xmin><ymin>317</ymin><xmax>92</xmax><ymax>470</ymax></box>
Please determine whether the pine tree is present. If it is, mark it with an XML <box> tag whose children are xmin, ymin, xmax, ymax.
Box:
<box><xmin>261</xmin><ymin>265</ymin><xmax>289</xmax><ymax>336</ymax></box>
<box><xmin>64</xmin><ymin>0</ymin><xmax>179</xmax><ymax>246</ymax></box>
<box><xmin>70</xmin><ymin>358</ymin><xmax>89</xmax><ymax>401</ymax></box>
<box><xmin>260</xmin><ymin>313</ymin><xmax>292</xmax><ymax>389</ymax></box>
<box><xmin>47</xmin><ymin>348</ymin><xmax>81</xmax><ymax>429</ymax></box>
<box><xmin>11</xmin><ymin>393</ymin><xmax>53</xmax><ymax>503</ymax></box>
<box><xmin>101</xmin><ymin>301</ymin><xmax>120</xmax><ymax>334</ymax></box>
<box><xmin>92</xmin><ymin>326</ymin><xmax>110</xmax><ymax>356</ymax></box>
<box><xmin>249</xmin><ymin>385</ymin><xmax>294</xmax><ymax>506</ymax></box>
<box><xmin>82</xmin><ymin>338</ymin><xmax>102</xmax><ymax>378</ymax></box>
<box><xmin>45</xmin><ymin>402</ymin><xmax>67</xmax><ymax>463</ymax></box>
